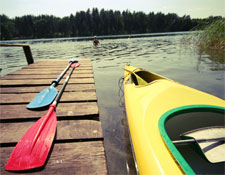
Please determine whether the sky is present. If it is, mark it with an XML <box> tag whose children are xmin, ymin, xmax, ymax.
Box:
<box><xmin>1</xmin><ymin>0</ymin><xmax>225</xmax><ymax>19</ymax></box>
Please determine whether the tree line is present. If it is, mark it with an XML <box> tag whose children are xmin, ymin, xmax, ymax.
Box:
<box><xmin>0</xmin><ymin>8</ymin><xmax>223</xmax><ymax>40</ymax></box>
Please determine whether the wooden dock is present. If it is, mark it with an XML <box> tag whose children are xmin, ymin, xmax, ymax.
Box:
<box><xmin>0</xmin><ymin>59</ymin><xmax>107</xmax><ymax>174</ymax></box>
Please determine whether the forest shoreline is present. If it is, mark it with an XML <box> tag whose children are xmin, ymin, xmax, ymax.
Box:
<box><xmin>1</xmin><ymin>8</ymin><xmax>223</xmax><ymax>40</ymax></box>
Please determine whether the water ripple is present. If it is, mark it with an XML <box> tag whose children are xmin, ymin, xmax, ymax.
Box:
<box><xmin>0</xmin><ymin>34</ymin><xmax>224</xmax><ymax>174</ymax></box>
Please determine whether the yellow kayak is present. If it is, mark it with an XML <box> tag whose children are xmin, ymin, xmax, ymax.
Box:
<box><xmin>123</xmin><ymin>65</ymin><xmax>225</xmax><ymax>175</ymax></box>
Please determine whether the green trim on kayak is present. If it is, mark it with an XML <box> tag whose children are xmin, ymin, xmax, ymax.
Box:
<box><xmin>158</xmin><ymin>105</ymin><xmax>225</xmax><ymax>175</ymax></box>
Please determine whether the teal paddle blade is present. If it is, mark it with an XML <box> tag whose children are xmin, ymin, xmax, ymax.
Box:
<box><xmin>27</xmin><ymin>87</ymin><xmax>57</xmax><ymax>109</ymax></box>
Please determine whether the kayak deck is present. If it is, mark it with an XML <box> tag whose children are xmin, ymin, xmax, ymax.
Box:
<box><xmin>123</xmin><ymin>65</ymin><xmax>225</xmax><ymax>175</ymax></box>
<box><xmin>0</xmin><ymin>59</ymin><xmax>107</xmax><ymax>174</ymax></box>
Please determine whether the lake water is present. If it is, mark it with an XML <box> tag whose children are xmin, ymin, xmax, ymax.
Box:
<box><xmin>0</xmin><ymin>33</ymin><xmax>224</xmax><ymax>174</ymax></box>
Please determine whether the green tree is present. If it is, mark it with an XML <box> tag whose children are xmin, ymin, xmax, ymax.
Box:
<box><xmin>91</xmin><ymin>8</ymin><xmax>101</xmax><ymax>35</ymax></box>
<box><xmin>0</xmin><ymin>15</ymin><xmax>16</xmax><ymax>40</ymax></box>
<box><xmin>59</xmin><ymin>17</ymin><xmax>72</xmax><ymax>37</ymax></box>
<box><xmin>0</xmin><ymin>9</ymin><xmax>222</xmax><ymax>40</ymax></box>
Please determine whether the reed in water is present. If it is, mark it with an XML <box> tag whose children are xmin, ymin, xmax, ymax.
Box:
<box><xmin>197</xmin><ymin>19</ymin><xmax>225</xmax><ymax>50</ymax></box>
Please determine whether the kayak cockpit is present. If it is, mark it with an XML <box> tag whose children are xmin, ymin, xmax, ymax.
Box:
<box><xmin>124</xmin><ymin>66</ymin><xmax>166</xmax><ymax>86</ymax></box>
<box><xmin>130</xmin><ymin>70</ymin><xmax>165</xmax><ymax>85</ymax></box>
<box><xmin>159</xmin><ymin>105</ymin><xmax>225</xmax><ymax>174</ymax></box>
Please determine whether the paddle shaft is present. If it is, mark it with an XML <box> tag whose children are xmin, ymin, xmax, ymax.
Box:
<box><xmin>173</xmin><ymin>137</ymin><xmax>225</xmax><ymax>145</ymax></box>
<box><xmin>52</xmin><ymin>58</ymin><xmax>78</xmax><ymax>87</ymax></box>
<box><xmin>52</xmin><ymin>62</ymin><xmax>80</xmax><ymax>106</ymax></box>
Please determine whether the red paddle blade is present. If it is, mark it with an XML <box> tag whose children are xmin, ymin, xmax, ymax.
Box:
<box><xmin>5</xmin><ymin>105</ymin><xmax>57</xmax><ymax>171</ymax></box>
<box><xmin>71</xmin><ymin>62</ymin><xmax>80</xmax><ymax>68</ymax></box>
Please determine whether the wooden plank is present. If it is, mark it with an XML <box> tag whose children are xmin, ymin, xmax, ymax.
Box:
<box><xmin>22</xmin><ymin>66</ymin><xmax>93</xmax><ymax>70</ymax></box>
<box><xmin>0</xmin><ymin>78</ymin><xmax>94</xmax><ymax>86</ymax></box>
<box><xmin>0</xmin><ymin>44</ymin><xmax>29</xmax><ymax>47</ymax></box>
<box><xmin>0</xmin><ymin>84</ymin><xmax>96</xmax><ymax>93</ymax></box>
<box><xmin>0</xmin><ymin>120</ymin><xmax>103</xmax><ymax>144</ymax></box>
<box><xmin>0</xmin><ymin>141</ymin><xmax>107</xmax><ymax>175</ymax></box>
<box><xmin>22</xmin><ymin>66</ymin><xmax>93</xmax><ymax>69</ymax></box>
<box><xmin>32</xmin><ymin>59</ymin><xmax>92</xmax><ymax>66</ymax></box>
<box><xmin>36</xmin><ymin>58</ymin><xmax>91</xmax><ymax>62</ymax></box>
<box><xmin>0</xmin><ymin>91</ymin><xmax>97</xmax><ymax>104</ymax></box>
<box><xmin>7</xmin><ymin>61</ymin><xmax>90</xmax><ymax>69</ymax></box>
<box><xmin>8</xmin><ymin>69</ymin><xmax>93</xmax><ymax>75</ymax></box>
<box><xmin>0</xmin><ymin>74</ymin><xmax>93</xmax><ymax>80</ymax></box>
<box><xmin>0</xmin><ymin>102</ymin><xmax>98</xmax><ymax>120</ymax></box>
<box><xmin>22</xmin><ymin>65</ymin><xmax>93</xmax><ymax>69</ymax></box>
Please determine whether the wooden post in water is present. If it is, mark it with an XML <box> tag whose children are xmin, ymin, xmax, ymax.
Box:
<box><xmin>0</xmin><ymin>44</ymin><xmax>34</xmax><ymax>65</ymax></box>
<box><xmin>22</xmin><ymin>45</ymin><xmax>34</xmax><ymax>64</ymax></box>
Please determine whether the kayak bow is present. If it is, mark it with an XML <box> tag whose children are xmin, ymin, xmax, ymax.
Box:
<box><xmin>123</xmin><ymin>65</ymin><xmax>225</xmax><ymax>175</ymax></box>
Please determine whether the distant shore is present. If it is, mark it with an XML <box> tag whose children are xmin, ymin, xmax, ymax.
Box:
<box><xmin>0</xmin><ymin>31</ymin><xmax>195</xmax><ymax>44</ymax></box>
<box><xmin>1</xmin><ymin>9</ymin><xmax>223</xmax><ymax>40</ymax></box>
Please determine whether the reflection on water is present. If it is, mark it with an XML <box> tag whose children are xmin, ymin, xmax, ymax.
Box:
<box><xmin>197</xmin><ymin>49</ymin><xmax>225</xmax><ymax>71</ymax></box>
<box><xmin>0</xmin><ymin>34</ymin><xmax>224</xmax><ymax>174</ymax></box>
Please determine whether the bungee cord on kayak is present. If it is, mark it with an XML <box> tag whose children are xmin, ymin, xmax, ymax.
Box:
<box><xmin>118</xmin><ymin>76</ymin><xmax>124</xmax><ymax>107</ymax></box>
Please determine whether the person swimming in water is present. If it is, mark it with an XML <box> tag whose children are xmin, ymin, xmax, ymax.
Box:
<box><xmin>93</xmin><ymin>36</ymin><xmax>99</xmax><ymax>46</ymax></box>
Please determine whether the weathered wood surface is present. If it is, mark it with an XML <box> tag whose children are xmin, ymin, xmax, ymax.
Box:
<box><xmin>0</xmin><ymin>78</ymin><xmax>94</xmax><ymax>86</ymax></box>
<box><xmin>1</xmin><ymin>141</ymin><xmax>107</xmax><ymax>175</ymax></box>
<box><xmin>22</xmin><ymin>65</ymin><xmax>93</xmax><ymax>69</ymax></box>
<box><xmin>7</xmin><ymin>69</ymin><xmax>93</xmax><ymax>75</ymax></box>
<box><xmin>0</xmin><ymin>92</ymin><xmax>97</xmax><ymax>104</ymax></box>
<box><xmin>2</xmin><ymin>58</ymin><xmax>93</xmax><ymax>76</ymax></box>
<box><xmin>0</xmin><ymin>102</ymin><xmax>98</xmax><ymax>120</ymax></box>
<box><xmin>0</xmin><ymin>120</ymin><xmax>103</xmax><ymax>144</ymax></box>
<box><xmin>34</xmin><ymin>58</ymin><xmax>92</xmax><ymax>64</ymax></box>
<box><xmin>0</xmin><ymin>84</ymin><xmax>96</xmax><ymax>93</ymax></box>
<box><xmin>1</xmin><ymin>74</ymin><xmax>94</xmax><ymax>80</ymax></box>
<box><xmin>0</xmin><ymin>44</ymin><xmax>29</xmax><ymax>47</ymax></box>
<box><xmin>0</xmin><ymin>58</ymin><xmax>107</xmax><ymax>174</ymax></box>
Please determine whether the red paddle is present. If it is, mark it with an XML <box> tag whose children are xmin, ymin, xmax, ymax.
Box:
<box><xmin>5</xmin><ymin>62</ymin><xmax>80</xmax><ymax>171</ymax></box>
